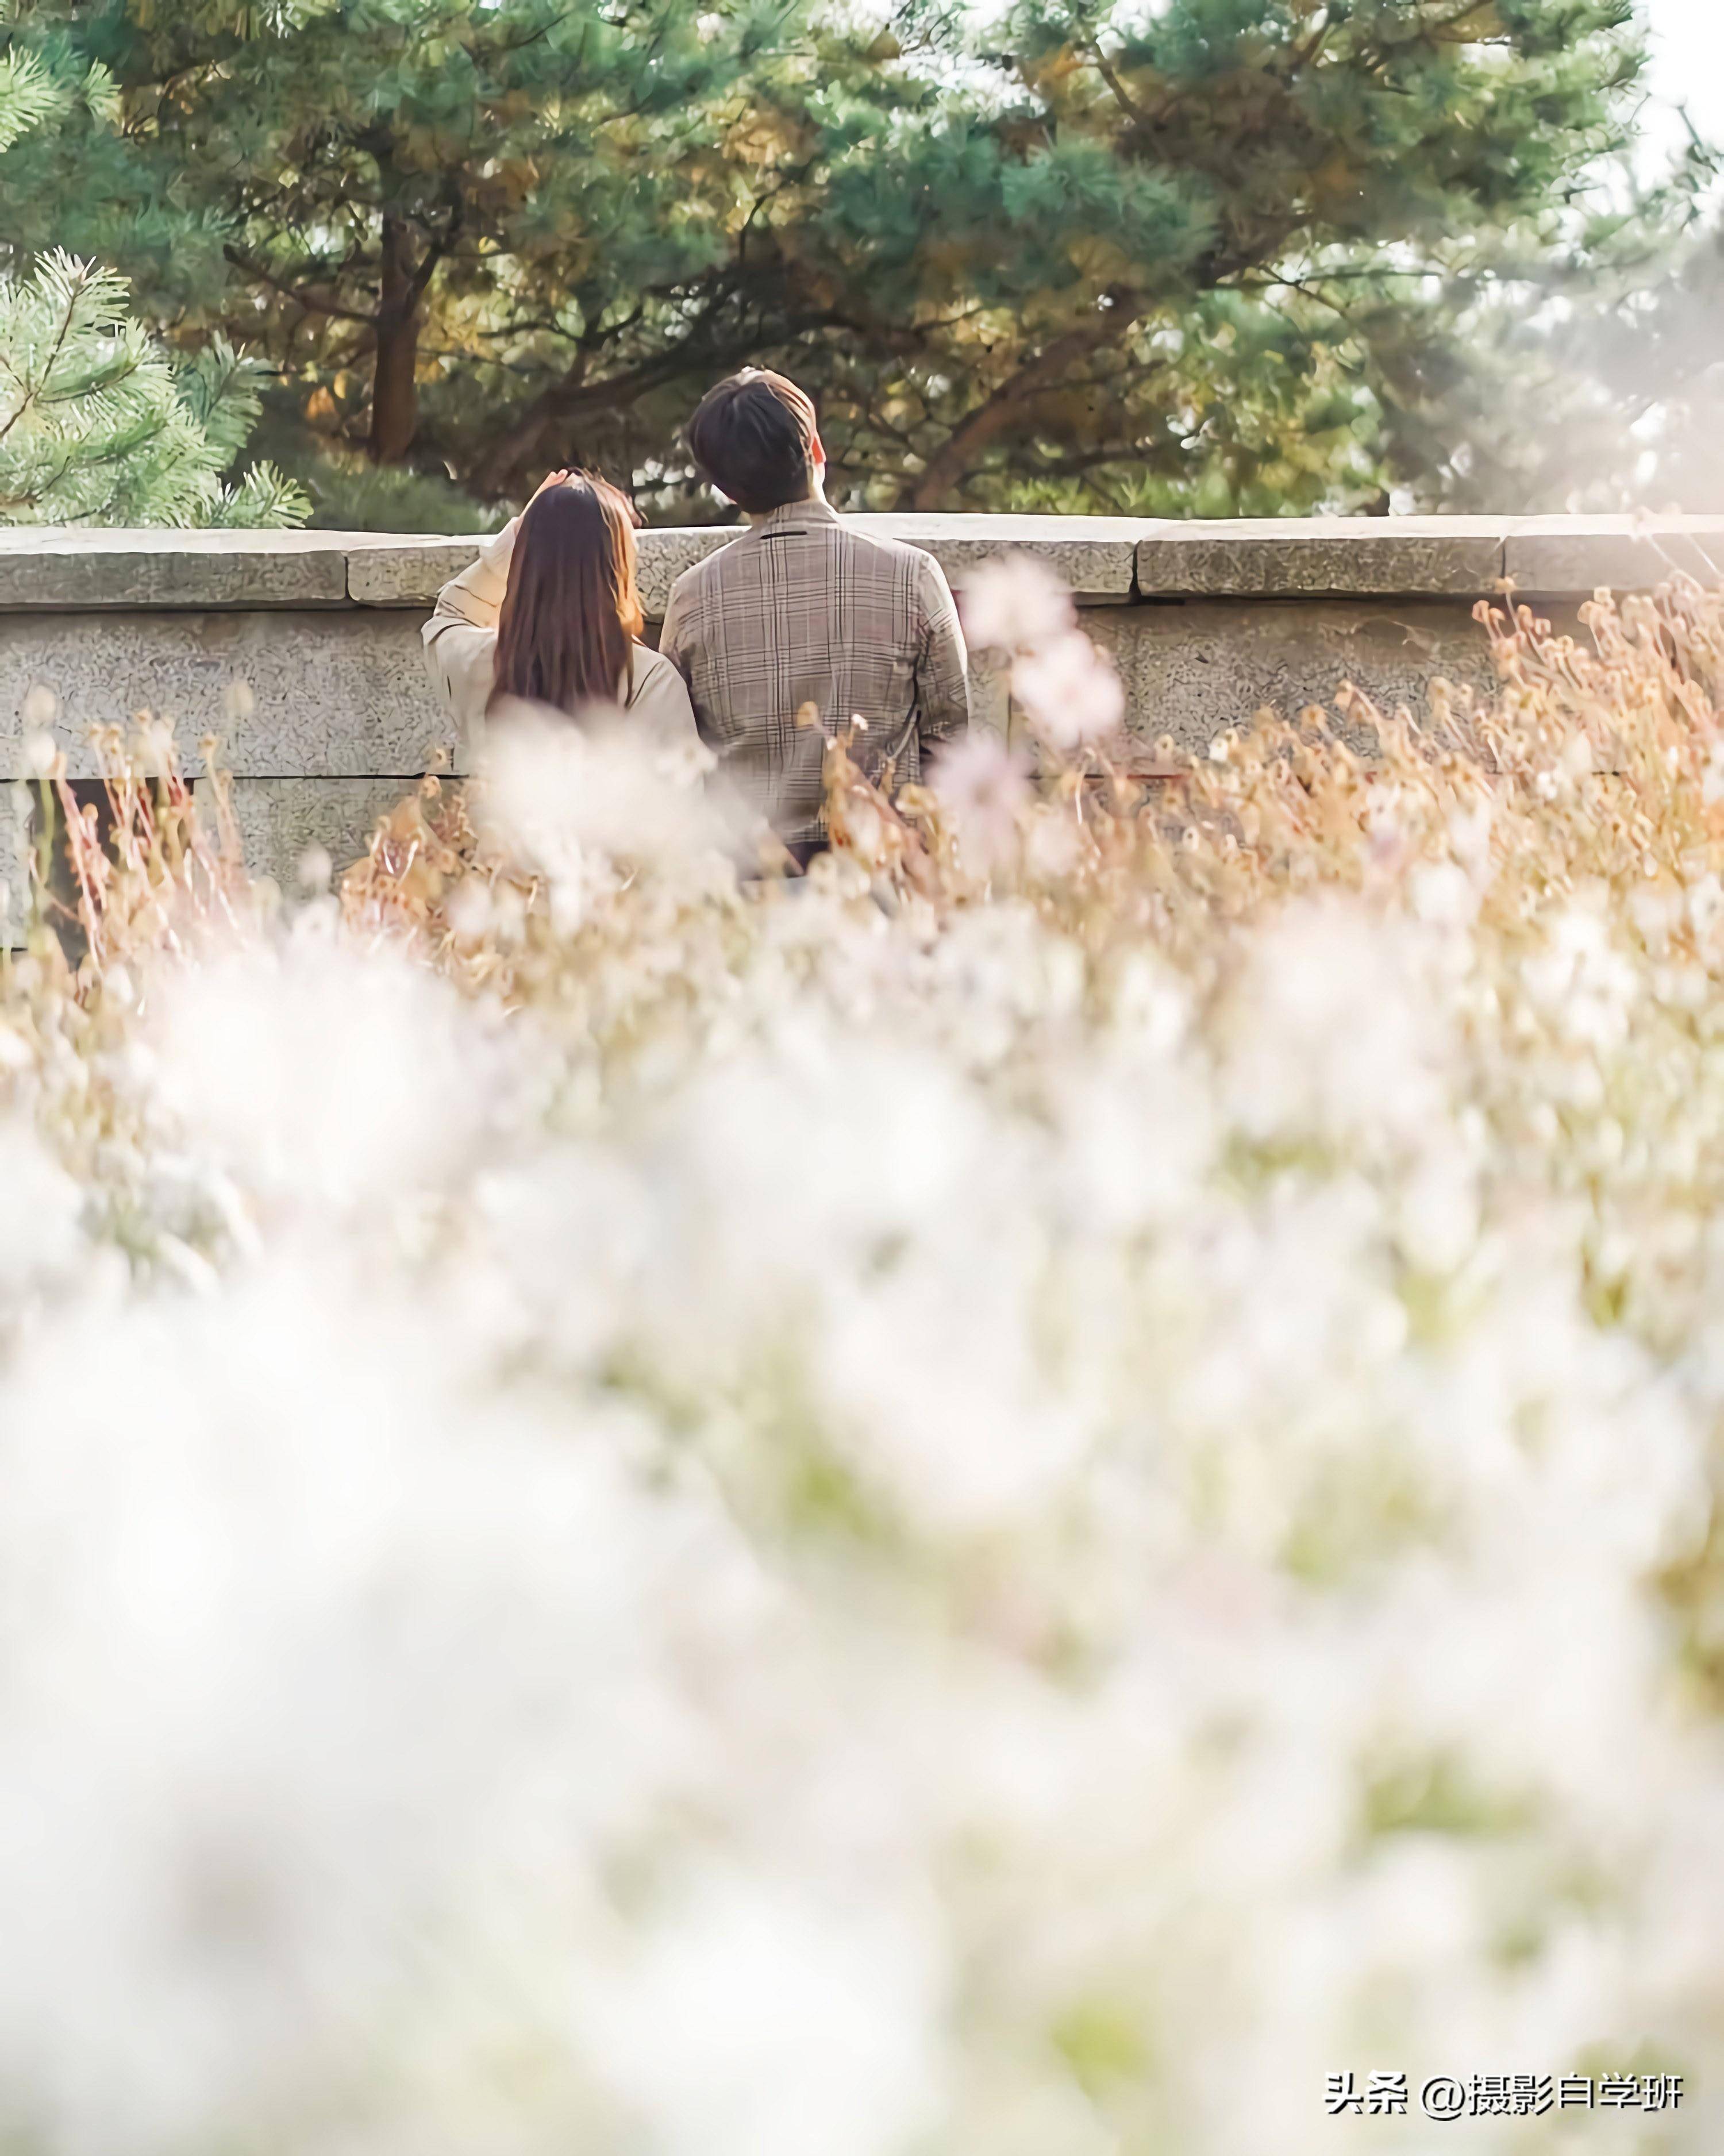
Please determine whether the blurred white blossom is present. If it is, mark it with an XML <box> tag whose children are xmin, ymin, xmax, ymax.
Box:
<box><xmin>1011</xmin><ymin>630</ymin><xmax>1126</xmax><ymax>749</ymax></box>
<box><xmin>931</xmin><ymin>732</ymin><xmax>1031</xmax><ymax>877</ymax></box>
<box><xmin>960</xmin><ymin>554</ymin><xmax>1076</xmax><ymax>652</ymax></box>
<box><xmin>2</xmin><ymin>575</ymin><xmax>1724</xmax><ymax>2156</ymax></box>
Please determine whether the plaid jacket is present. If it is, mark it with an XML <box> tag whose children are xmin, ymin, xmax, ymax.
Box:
<box><xmin>658</xmin><ymin>498</ymin><xmax>971</xmax><ymax>851</ymax></box>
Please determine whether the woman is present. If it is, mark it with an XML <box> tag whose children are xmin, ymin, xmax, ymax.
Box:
<box><xmin>422</xmin><ymin>469</ymin><xmax>697</xmax><ymax>742</ymax></box>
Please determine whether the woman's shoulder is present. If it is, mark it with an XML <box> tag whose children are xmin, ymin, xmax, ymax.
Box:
<box><xmin>627</xmin><ymin>642</ymin><xmax>690</xmax><ymax>702</ymax></box>
<box><xmin>629</xmin><ymin>641</ymin><xmax>680</xmax><ymax>686</ymax></box>
<box><xmin>624</xmin><ymin>641</ymin><xmax>698</xmax><ymax>736</ymax></box>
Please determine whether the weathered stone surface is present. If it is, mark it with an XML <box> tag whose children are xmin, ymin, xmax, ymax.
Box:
<box><xmin>8</xmin><ymin>516</ymin><xmax>1722</xmax><ymax>622</ymax></box>
<box><xmin>345</xmin><ymin>536</ymin><xmax>486</xmax><ymax>606</ymax></box>
<box><xmin>0</xmin><ymin>529</ymin><xmax>352</xmax><ymax>610</ymax></box>
<box><xmin>1135</xmin><ymin>517</ymin><xmax>1508</xmax><ymax>598</ymax></box>
<box><xmin>1502</xmin><ymin>517</ymin><xmax>1724</xmax><ymax>597</ymax></box>
<box><xmin>1</xmin><ymin>593</ymin><xmax>1508</xmax><ymax>784</ymax></box>
<box><xmin>206</xmin><ymin>776</ymin><xmax>423</xmax><ymax>888</ymax></box>
<box><xmin>637</xmin><ymin>528</ymin><xmax>743</xmax><ymax>617</ymax></box>
<box><xmin>842</xmin><ymin>514</ymin><xmax>1141</xmax><ymax>602</ymax></box>
<box><xmin>967</xmin><ymin>652</ymin><xmax>1010</xmax><ymax>738</ymax></box>
<box><xmin>0</xmin><ymin>791</ymin><xmax>24</xmax><ymax>925</ymax></box>
<box><xmin>0</xmin><ymin>611</ymin><xmax>457</xmax><ymax>779</ymax></box>
<box><xmin>0</xmin><ymin>515</ymin><xmax>1108</xmax><ymax>622</ymax></box>
<box><xmin>21</xmin><ymin>516</ymin><xmax>1704</xmax><ymax>924</ymax></box>
<box><xmin>1085</xmin><ymin>598</ymin><xmax>1502</xmax><ymax>754</ymax></box>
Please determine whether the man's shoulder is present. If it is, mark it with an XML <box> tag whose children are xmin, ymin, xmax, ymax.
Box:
<box><xmin>665</xmin><ymin>510</ymin><xmax>948</xmax><ymax>603</ymax></box>
<box><xmin>831</xmin><ymin>525</ymin><xmax>956</xmax><ymax>619</ymax></box>
<box><xmin>826</xmin><ymin>517</ymin><xmax>945</xmax><ymax>574</ymax></box>
<box><xmin>665</xmin><ymin>530</ymin><xmax>748</xmax><ymax>609</ymax></box>
<box><xmin>798</xmin><ymin>520</ymin><xmax>953</xmax><ymax>619</ymax></box>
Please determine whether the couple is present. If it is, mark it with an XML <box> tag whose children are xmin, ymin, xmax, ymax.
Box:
<box><xmin>424</xmin><ymin>368</ymin><xmax>972</xmax><ymax>867</ymax></box>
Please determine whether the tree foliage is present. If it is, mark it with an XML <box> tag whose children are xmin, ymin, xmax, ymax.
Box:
<box><xmin>0</xmin><ymin>251</ymin><xmax>306</xmax><ymax>523</ymax></box>
<box><xmin>0</xmin><ymin>43</ymin><xmax>307</xmax><ymax>525</ymax></box>
<box><xmin>43</xmin><ymin>0</ymin><xmax>923</xmax><ymax>498</ymax></box>
<box><xmin>801</xmin><ymin>0</ymin><xmax>1658</xmax><ymax>511</ymax></box>
<box><xmin>0</xmin><ymin>0</ymin><xmax>1677</xmax><ymax>518</ymax></box>
<box><xmin>1415</xmin><ymin>151</ymin><xmax>1724</xmax><ymax>517</ymax></box>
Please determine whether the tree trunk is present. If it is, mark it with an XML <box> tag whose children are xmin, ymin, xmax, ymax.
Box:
<box><xmin>368</xmin><ymin>215</ymin><xmax>422</xmax><ymax>465</ymax></box>
<box><xmin>474</xmin><ymin>392</ymin><xmax>565</xmax><ymax>499</ymax></box>
<box><xmin>472</xmin><ymin>331</ymin><xmax>775</xmax><ymax>500</ymax></box>
<box><xmin>901</xmin><ymin>313</ymin><xmax>1131</xmax><ymax>511</ymax></box>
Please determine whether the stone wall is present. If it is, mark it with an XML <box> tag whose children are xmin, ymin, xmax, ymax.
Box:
<box><xmin>3</xmin><ymin>514</ymin><xmax>1722</xmax><ymax>888</ymax></box>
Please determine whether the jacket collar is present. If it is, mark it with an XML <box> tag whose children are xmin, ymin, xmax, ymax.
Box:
<box><xmin>741</xmin><ymin>495</ymin><xmax>840</xmax><ymax>538</ymax></box>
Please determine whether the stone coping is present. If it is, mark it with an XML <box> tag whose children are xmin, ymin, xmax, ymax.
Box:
<box><xmin>3</xmin><ymin>514</ymin><xmax>1723</xmax><ymax>614</ymax></box>
<box><xmin>1138</xmin><ymin>516</ymin><xmax>1724</xmax><ymax>599</ymax></box>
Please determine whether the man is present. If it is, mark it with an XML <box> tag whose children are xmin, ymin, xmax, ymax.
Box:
<box><xmin>659</xmin><ymin>369</ymin><xmax>970</xmax><ymax>866</ymax></box>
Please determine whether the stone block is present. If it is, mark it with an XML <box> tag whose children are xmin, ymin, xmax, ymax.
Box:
<box><xmin>1502</xmin><ymin>518</ymin><xmax>1724</xmax><ymax>597</ymax></box>
<box><xmin>637</xmin><ymin>528</ymin><xmax>745</xmax><ymax>618</ymax></box>
<box><xmin>344</xmin><ymin>527</ymin><xmax>749</xmax><ymax>618</ymax></box>
<box><xmin>1086</xmin><ymin>598</ymin><xmax>1500</xmax><ymax>754</ymax></box>
<box><xmin>0</xmin><ymin>611</ymin><xmax>459</xmax><ymax>780</ymax></box>
<box><xmin>345</xmin><ymin>536</ymin><xmax>487</xmax><ymax>606</ymax></box>
<box><xmin>1135</xmin><ymin>518</ymin><xmax>1507</xmax><ymax>598</ymax></box>
<box><xmin>844</xmin><ymin>515</ymin><xmax>1142</xmax><ymax>602</ymax></box>
<box><xmin>0</xmin><ymin>529</ymin><xmax>352</xmax><ymax>610</ymax></box>
<box><xmin>0</xmin><ymin>787</ymin><xmax>25</xmax><ymax>929</ymax></box>
<box><xmin>968</xmin><ymin>650</ymin><xmax>1010</xmax><ymax>738</ymax></box>
<box><xmin>203</xmin><ymin>776</ymin><xmax>426</xmax><ymax>889</ymax></box>
<box><xmin>6</xmin><ymin>517</ymin><xmax>1724</xmax><ymax>623</ymax></box>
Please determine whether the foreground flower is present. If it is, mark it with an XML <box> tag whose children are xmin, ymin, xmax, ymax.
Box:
<box><xmin>959</xmin><ymin>552</ymin><xmax>1076</xmax><ymax>652</ymax></box>
<box><xmin>1010</xmin><ymin>628</ymin><xmax>1126</xmax><ymax>748</ymax></box>
<box><xmin>2</xmin><ymin>578</ymin><xmax>1724</xmax><ymax>2152</ymax></box>
<box><xmin>930</xmin><ymin>731</ymin><xmax>1032</xmax><ymax>877</ymax></box>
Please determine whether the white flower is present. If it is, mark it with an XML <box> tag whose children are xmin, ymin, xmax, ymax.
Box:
<box><xmin>573</xmin><ymin>1870</ymin><xmax>945</xmax><ymax>2156</ymax></box>
<box><xmin>21</xmin><ymin>683</ymin><xmax>58</xmax><ymax>730</ymax></box>
<box><xmin>960</xmin><ymin>553</ymin><xmax>1075</xmax><ymax>652</ymax></box>
<box><xmin>4</xmin><ymin>588</ymin><xmax>1724</xmax><ymax>2156</ymax></box>
<box><xmin>1221</xmin><ymin>898</ymin><xmax>1451</xmax><ymax>1150</ymax></box>
<box><xmin>1011</xmin><ymin>630</ymin><xmax>1126</xmax><ymax>749</ymax></box>
<box><xmin>295</xmin><ymin>846</ymin><xmax>332</xmax><ymax>895</ymax></box>
<box><xmin>930</xmin><ymin>732</ymin><xmax>1030</xmax><ymax>876</ymax></box>
<box><xmin>147</xmin><ymin>933</ymin><xmax>493</xmax><ymax>1211</ymax></box>
<box><xmin>1410</xmin><ymin>860</ymin><xmax>1477</xmax><ymax>927</ymax></box>
<box><xmin>444</xmin><ymin>877</ymin><xmax>493</xmax><ymax>941</ymax></box>
<box><xmin>0</xmin><ymin>1117</ymin><xmax>83</xmax><ymax>1299</ymax></box>
<box><xmin>478</xmin><ymin>704</ymin><xmax>738</xmax><ymax>886</ymax></box>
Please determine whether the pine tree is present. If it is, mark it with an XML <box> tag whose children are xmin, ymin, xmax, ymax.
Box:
<box><xmin>1407</xmin><ymin>141</ymin><xmax>1724</xmax><ymax>515</ymax></box>
<box><xmin>51</xmin><ymin>0</ymin><xmax>930</xmax><ymax>492</ymax></box>
<box><xmin>0</xmin><ymin>43</ymin><xmax>307</xmax><ymax>526</ymax></box>
<box><xmin>794</xmin><ymin>0</ymin><xmax>1661</xmax><ymax>510</ymax></box>
<box><xmin>7</xmin><ymin>0</ymin><xmax>1668</xmax><ymax>518</ymax></box>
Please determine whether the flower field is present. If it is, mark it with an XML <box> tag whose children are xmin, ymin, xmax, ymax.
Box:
<box><xmin>2</xmin><ymin>567</ymin><xmax>1723</xmax><ymax>2151</ymax></box>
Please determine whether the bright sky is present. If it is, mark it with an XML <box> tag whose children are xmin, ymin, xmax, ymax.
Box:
<box><xmin>1642</xmin><ymin>0</ymin><xmax>1724</xmax><ymax>156</ymax></box>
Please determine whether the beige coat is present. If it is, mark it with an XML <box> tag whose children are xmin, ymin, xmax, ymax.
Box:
<box><xmin>422</xmin><ymin>518</ymin><xmax>698</xmax><ymax>745</ymax></box>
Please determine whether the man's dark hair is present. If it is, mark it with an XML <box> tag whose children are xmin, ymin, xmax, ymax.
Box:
<box><xmin>686</xmin><ymin>369</ymin><xmax>819</xmax><ymax>514</ymax></box>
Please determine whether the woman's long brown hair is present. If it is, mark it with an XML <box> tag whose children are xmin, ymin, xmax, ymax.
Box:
<box><xmin>489</xmin><ymin>472</ymin><xmax>645</xmax><ymax>719</ymax></box>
